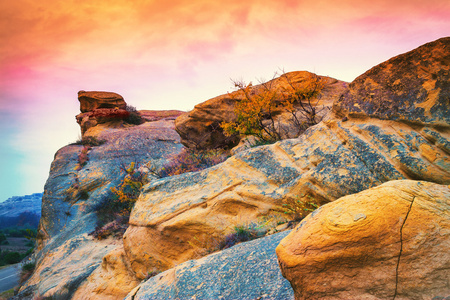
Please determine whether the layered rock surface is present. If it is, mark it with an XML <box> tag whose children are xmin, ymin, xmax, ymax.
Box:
<box><xmin>276</xmin><ymin>180</ymin><xmax>450</xmax><ymax>300</ymax></box>
<box><xmin>124</xmin><ymin>230</ymin><xmax>293</xmax><ymax>300</ymax></box>
<box><xmin>118</xmin><ymin>37</ymin><xmax>449</xmax><ymax>297</ymax></box>
<box><xmin>78</xmin><ymin>91</ymin><xmax>126</xmax><ymax>113</ymax></box>
<box><xmin>18</xmin><ymin>118</ymin><xmax>183</xmax><ymax>299</ymax></box>
<box><xmin>175</xmin><ymin>71</ymin><xmax>348</xmax><ymax>149</ymax></box>
<box><xmin>76</xmin><ymin>91</ymin><xmax>133</xmax><ymax>136</ymax></box>
<box><xmin>16</xmin><ymin>37</ymin><xmax>450</xmax><ymax>299</ymax></box>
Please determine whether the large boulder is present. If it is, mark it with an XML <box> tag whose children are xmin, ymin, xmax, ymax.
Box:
<box><xmin>175</xmin><ymin>71</ymin><xmax>348</xmax><ymax>149</ymax></box>
<box><xmin>76</xmin><ymin>91</ymin><xmax>136</xmax><ymax>136</ymax></box>
<box><xmin>124</xmin><ymin>230</ymin><xmax>294</xmax><ymax>300</ymax></box>
<box><xmin>78</xmin><ymin>91</ymin><xmax>126</xmax><ymax>113</ymax></box>
<box><xmin>334</xmin><ymin>37</ymin><xmax>450</xmax><ymax>125</ymax></box>
<box><xmin>276</xmin><ymin>180</ymin><xmax>450</xmax><ymax>300</ymax></box>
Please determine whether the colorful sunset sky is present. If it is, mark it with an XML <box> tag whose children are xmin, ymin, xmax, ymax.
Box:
<box><xmin>0</xmin><ymin>0</ymin><xmax>449</xmax><ymax>201</ymax></box>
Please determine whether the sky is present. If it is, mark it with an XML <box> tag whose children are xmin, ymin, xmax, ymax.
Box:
<box><xmin>0</xmin><ymin>0</ymin><xmax>449</xmax><ymax>202</ymax></box>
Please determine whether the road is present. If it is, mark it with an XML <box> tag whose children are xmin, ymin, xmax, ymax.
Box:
<box><xmin>0</xmin><ymin>264</ymin><xmax>20</xmax><ymax>293</ymax></box>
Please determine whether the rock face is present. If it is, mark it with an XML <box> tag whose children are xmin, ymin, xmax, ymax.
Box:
<box><xmin>124</xmin><ymin>230</ymin><xmax>294</xmax><ymax>300</ymax></box>
<box><xmin>175</xmin><ymin>71</ymin><xmax>348</xmax><ymax>149</ymax></box>
<box><xmin>17</xmin><ymin>119</ymin><xmax>184</xmax><ymax>299</ymax></box>
<box><xmin>276</xmin><ymin>180</ymin><xmax>450</xmax><ymax>300</ymax></box>
<box><xmin>76</xmin><ymin>91</ymin><xmax>132</xmax><ymax>136</ymax></box>
<box><xmin>334</xmin><ymin>37</ymin><xmax>450</xmax><ymax>126</ymax></box>
<box><xmin>16</xmin><ymin>38</ymin><xmax>450</xmax><ymax>299</ymax></box>
<box><xmin>139</xmin><ymin>110</ymin><xmax>184</xmax><ymax>122</ymax></box>
<box><xmin>78</xmin><ymin>91</ymin><xmax>126</xmax><ymax>113</ymax></box>
<box><xmin>76</xmin><ymin>38</ymin><xmax>450</xmax><ymax>299</ymax></box>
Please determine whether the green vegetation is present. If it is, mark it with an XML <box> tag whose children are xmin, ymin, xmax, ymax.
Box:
<box><xmin>0</xmin><ymin>288</ymin><xmax>15</xmax><ymax>299</ymax></box>
<box><xmin>71</xmin><ymin>135</ymin><xmax>106</xmax><ymax>147</ymax></box>
<box><xmin>283</xmin><ymin>194</ymin><xmax>321</xmax><ymax>221</ymax></box>
<box><xmin>0</xmin><ymin>228</ymin><xmax>36</xmax><ymax>267</ymax></box>
<box><xmin>124</xmin><ymin>105</ymin><xmax>145</xmax><ymax>125</ymax></box>
<box><xmin>219</xmin><ymin>224</ymin><xmax>266</xmax><ymax>250</ymax></box>
<box><xmin>90</xmin><ymin>162</ymin><xmax>148</xmax><ymax>240</ymax></box>
<box><xmin>90</xmin><ymin>149</ymin><xmax>229</xmax><ymax>240</ymax></box>
<box><xmin>19</xmin><ymin>262</ymin><xmax>36</xmax><ymax>285</ymax></box>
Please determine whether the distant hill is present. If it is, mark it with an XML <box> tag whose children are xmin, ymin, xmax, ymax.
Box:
<box><xmin>0</xmin><ymin>193</ymin><xmax>42</xmax><ymax>229</ymax></box>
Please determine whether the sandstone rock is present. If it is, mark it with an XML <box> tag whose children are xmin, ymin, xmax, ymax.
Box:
<box><xmin>138</xmin><ymin>110</ymin><xmax>184</xmax><ymax>122</ymax></box>
<box><xmin>175</xmin><ymin>71</ymin><xmax>348</xmax><ymax>149</ymax></box>
<box><xmin>18</xmin><ymin>236</ymin><xmax>118</xmax><ymax>299</ymax></box>
<box><xmin>334</xmin><ymin>37</ymin><xmax>450</xmax><ymax>126</ymax></box>
<box><xmin>124</xmin><ymin>230</ymin><xmax>294</xmax><ymax>300</ymax></box>
<box><xmin>112</xmin><ymin>37</ymin><xmax>449</xmax><ymax>295</ymax></box>
<box><xmin>19</xmin><ymin>38</ymin><xmax>450</xmax><ymax>299</ymax></box>
<box><xmin>78</xmin><ymin>91</ymin><xmax>126</xmax><ymax>113</ymax></box>
<box><xmin>76</xmin><ymin>108</ymin><xmax>130</xmax><ymax>136</ymax></box>
<box><xmin>17</xmin><ymin>119</ymin><xmax>184</xmax><ymax>299</ymax></box>
<box><xmin>276</xmin><ymin>180</ymin><xmax>450</xmax><ymax>300</ymax></box>
<box><xmin>73</xmin><ymin>245</ymin><xmax>140</xmax><ymax>300</ymax></box>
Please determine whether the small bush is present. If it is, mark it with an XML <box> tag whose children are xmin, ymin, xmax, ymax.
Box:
<box><xmin>78</xmin><ymin>189</ymin><xmax>89</xmax><ymax>200</ymax></box>
<box><xmin>124</xmin><ymin>105</ymin><xmax>144</xmax><ymax>125</ymax></box>
<box><xmin>71</xmin><ymin>136</ymin><xmax>106</xmax><ymax>146</ymax></box>
<box><xmin>221</xmin><ymin>72</ymin><xmax>326</xmax><ymax>142</ymax></box>
<box><xmin>0</xmin><ymin>251</ymin><xmax>22</xmax><ymax>266</ymax></box>
<box><xmin>283</xmin><ymin>194</ymin><xmax>320</xmax><ymax>221</ymax></box>
<box><xmin>19</xmin><ymin>262</ymin><xmax>35</xmax><ymax>285</ymax></box>
<box><xmin>219</xmin><ymin>224</ymin><xmax>265</xmax><ymax>250</ymax></box>
<box><xmin>157</xmin><ymin>148</ymin><xmax>229</xmax><ymax>178</ymax></box>
<box><xmin>90</xmin><ymin>162</ymin><xmax>147</xmax><ymax>240</ymax></box>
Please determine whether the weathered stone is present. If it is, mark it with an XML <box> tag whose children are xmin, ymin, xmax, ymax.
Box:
<box><xmin>138</xmin><ymin>110</ymin><xmax>184</xmax><ymax>122</ymax></box>
<box><xmin>124</xmin><ymin>230</ymin><xmax>294</xmax><ymax>300</ymax></box>
<box><xmin>122</xmin><ymin>115</ymin><xmax>449</xmax><ymax>283</ymax></box>
<box><xmin>73</xmin><ymin>246</ymin><xmax>140</xmax><ymax>300</ymax></box>
<box><xmin>334</xmin><ymin>37</ymin><xmax>450</xmax><ymax>126</ymax></box>
<box><xmin>18</xmin><ymin>119</ymin><xmax>184</xmax><ymax>299</ymax></box>
<box><xmin>113</xmin><ymin>37</ymin><xmax>449</xmax><ymax>296</ymax></box>
<box><xmin>175</xmin><ymin>71</ymin><xmax>348</xmax><ymax>149</ymax></box>
<box><xmin>18</xmin><ymin>38</ymin><xmax>450</xmax><ymax>299</ymax></box>
<box><xmin>76</xmin><ymin>108</ymin><xmax>130</xmax><ymax>135</ymax></box>
<box><xmin>276</xmin><ymin>180</ymin><xmax>450</xmax><ymax>300</ymax></box>
<box><xmin>78</xmin><ymin>91</ymin><xmax>126</xmax><ymax>113</ymax></box>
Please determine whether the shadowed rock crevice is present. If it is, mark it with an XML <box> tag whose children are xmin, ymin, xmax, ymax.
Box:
<box><xmin>393</xmin><ymin>196</ymin><xmax>415</xmax><ymax>300</ymax></box>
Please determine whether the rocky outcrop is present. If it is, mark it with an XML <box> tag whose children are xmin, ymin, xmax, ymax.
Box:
<box><xmin>139</xmin><ymin>110</ymin><xmax>184</xmax><ymax>122</ymax></box>
<box><xmin>175</xmin><ymin>71</ymin><xmax>348</xmax><ymax>149</ymax></box>
<box><xmin>76</xmin><ymin>91</ymin><xmax>132</xmax><ymax>136</ymax></box>
<box><xmin>76</xmin><ymin>108</ymin><xmax>130</xmax><ymax>136</ymax></box>
<box><xmin>78</xmin><ymin>91</ymin><xmax>126</xmax><ymax>113</ymax></box>
<box><xmin>276</xmin><ymin>180</ymin><xmax>450</xmax><ymax>300</ymax></box>
<box><xmin>334</xmin><ymin>37</ymin><xmax>450</xmax><ymax>126</ymax></box>
<box><xmin>73</xmin><ymin>38</ymin><xmax>450</xmax><ymax>299</ymax></box>
<box><xmin>17</xmin><ymin>38</ymin><xmax>450</xmax><ymax>299</ymax></box>
<box><xmin>17</xmin><ymin>118</ymin><xmax>184</xmax><ymax>299</ymax></box>
<box><xmin>124</xmin><ymin>230</ymin><xmax>294</xmax><ymax>300</ymax></box>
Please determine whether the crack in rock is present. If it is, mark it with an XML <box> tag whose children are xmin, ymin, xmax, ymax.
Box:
<box><xmin>393</xmin><ymin>196</ymin><xmax>415</xmax><ymax>300</ymax></box>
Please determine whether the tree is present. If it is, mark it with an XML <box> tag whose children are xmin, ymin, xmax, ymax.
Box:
<box><xmin>221</xmin><ymin>71</ymin><xmax>326</xmax><ymax>143</ymax></box>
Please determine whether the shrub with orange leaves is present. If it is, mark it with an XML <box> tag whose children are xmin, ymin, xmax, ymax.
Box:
<box><xmin>221</xmin><ymin>72</ymin><xmax>326</xmax><ymax>143</ymax></box>
<box><xmin>90</xmin><ymin>162</ymin><xmax>147</xmax><ymax>240</ymax></box>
